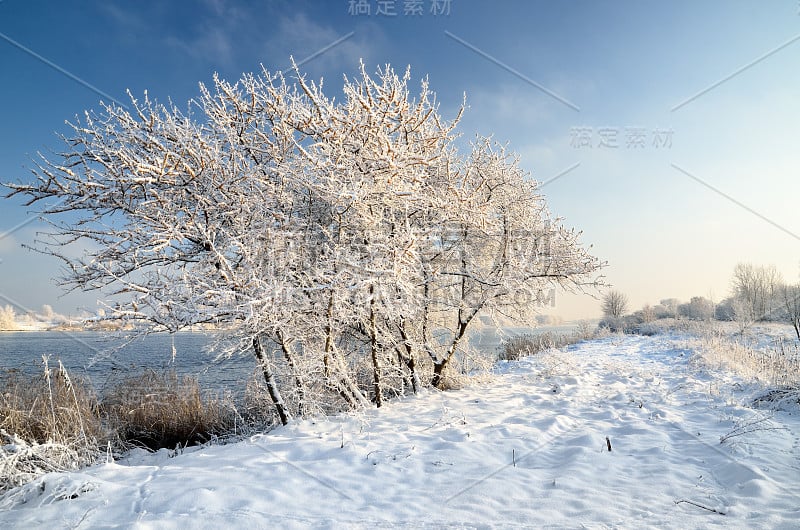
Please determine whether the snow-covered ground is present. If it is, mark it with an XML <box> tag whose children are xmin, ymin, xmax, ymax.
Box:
<box><xmin>1</xmin><ymin>334</ymin><xmax>798</xmax><ymax>528</ymax></box>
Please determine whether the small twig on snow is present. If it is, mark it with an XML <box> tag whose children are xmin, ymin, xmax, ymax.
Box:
<box><xmin>675</xmin><ymin>499</ymin><xmax>726</xmax><ymax>515</ymax></box>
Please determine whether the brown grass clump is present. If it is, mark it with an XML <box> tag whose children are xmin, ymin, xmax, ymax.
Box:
<box><xmin>499</xmin><ymin>332</ymin><xmax>562</xmax><ymax>361</ymax></box>
<box><xmin>0</xmin><ymin>358</ymin><xmax>104</xmax><ymax>492</ymax></box>
<box><xmin>0</xmin><ymin>358</ymin><xmax>104</xmax><ymax>447</ymax></box>
<box><xmin>1</xmin><ymin>362</ymin><xmax>247</xmax><ymax>492</ymax></box>
<box><xmin>102</xmin><ymin>369</ymin><xmax>239</xmax><ymax>450</ymax></box>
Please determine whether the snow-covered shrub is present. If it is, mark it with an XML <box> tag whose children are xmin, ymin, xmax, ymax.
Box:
<box><xmin>0</xmin><ymin>431</ymin><xmax>97</xmax><ymax>493</ymax></box>
<box><xmin>654</xmin><ymin>299</ymin><xmax>680</xmax><ymax>319</ymax></box>
<box><xmin>598</xmin><ymin>316</ymin><xmax>630</xmax><ymax>333</ymax></box>
<box><xmin>5</xmin><ymin>62</ymin><xmax>605</xmax><ymax>422</ymax></box>
<box><xmin>433</xmin><ymin>344</ymin><xmax>496</xmax><ymax>390</ymax></box>
<box><xmin>499</xmin><ymin>327</ymin><xmax>597</xmax><ymax>363</ymax></box>
<box><xmin>751</xmin><ymin>387</ymin><xmax>800</xmax><ymax>411</ymax></box>
<box><xmin>573</xmin><ymin>320</ymin><xmax>595</xmax><ymax>341</ymax></box>
<box><xmin>629</xmin><ymin>317</ymin><xmax>717</xmax><ymax>337</ymax></box>
<box><xmin>678</xmin><ymin>297</ymin><xmax>715</xmax><ymax>321</ymax></box>
<box><xmin>630</xmin><ymin>318</ymin><xmax>685</xmax><ymax>336</ymax></box>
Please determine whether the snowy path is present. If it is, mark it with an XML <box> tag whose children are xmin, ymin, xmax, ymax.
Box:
<box><xmin>1</xmin><ymin>334</ymin><xmax>799</xmax><ymax>528</ymax></box>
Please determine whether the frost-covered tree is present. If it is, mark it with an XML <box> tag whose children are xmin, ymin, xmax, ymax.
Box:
<box><xmin>288</xmin><ymin>64</ymin><xmax>464</xmax><ymax>401</ymax></box>
<box><xmin>640</xmin><ymin>304</ymin><xmax>655</xmax><ymax>323</ymax></box>
<box><xmin>731</xmin><ymin>263</ymin><xmax>782</xmax><ymax>322</ymax></box>
<box><xmin>732</xmin><ymin>298</ymin><xmax>755</xmax><ymax>335</ymax></box>
<box><xmin>678</xmin><ymin>296</ymin><xmax>714</xmax><ymax>321</ymax></box>
<box><xmin>40</xmin><ymin>304</ymin><xmax>54</xmax><ymax>319</ymax></box>
<box><xmin>0</xmin><ymin>305</ymin><xmax>16</xmax><ymax>330</ymax></box>
<box><xmin>657</xmin><ymin>298</ymin><xmax>680</xmax><ymax>319</ymax></box>
<box><xmin>5</xmin><ymin>61</ymin><xmax>604</xmax><ymax>419</ymax></box>
<box><xmin>418</xmin><ymin>140</ymin><xmax>604</xmax><ymax>387</ymax></box>
<box><xmin>715</xmin><ymin>297</ymin><xmax>735</xmax><ymax>321</ymax></box>
<box><xmin>601</xmin><ymin>290</ymin><xmax>628</xmax><ymax>318</ymax></box>
<box><xmin>781</xmin><ymin>283</ymin><xmax>800</xmax><ymax>340</ymax></box>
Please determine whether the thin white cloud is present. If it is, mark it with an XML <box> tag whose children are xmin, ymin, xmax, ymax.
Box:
<box><xmin>149</xmin><ymin>6</ymin><xmax>386</xmax><ymax>77</ymax></box>
<box><xmin>266</xmin><ymin>13</ymin><xmax>386</xmax><ymax>77</ymax></box>
<box><xmin>164</xmin><ymin>25</ymin><xmax>238</xmax><ymax>67</ymax></box>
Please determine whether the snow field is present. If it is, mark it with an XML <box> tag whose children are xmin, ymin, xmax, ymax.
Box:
<box><xmin>1</xmin><ymin>334</ymin><xmax>798</xmax><ymax>529</ymax></box>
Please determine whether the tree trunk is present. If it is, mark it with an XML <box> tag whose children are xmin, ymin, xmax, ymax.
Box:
<box><xmin>432</xmin><ymin>240</ymin><xmax>470</xmax><ymax>389</ymax></box>
<box><xmin>432</xmin><ymin>310</ymin><xmax>478</xmax><ymax>389</ymax></box>
<box><xmin>369</xmin><ymin>285</ymin><xmax>383</xmax><ymax>407</ymax></box>
<box><xmin>397</xmin><ymin>319</ymin><xmax>420</xmax><ymax>393</ymax></box>
<box><xmin>407</xmin><ymin>354</ymin><xmax>420</xmax><ymax>394</ymax></box>
<box><xmin>420</xmin><ymin>271</ymin><xmax>438</xmax><ymax>383</ymax></box>
<box><xmin>276</xmin><ymin>330</ymin><xmax>305</xmax><ymax>417</ymax></box>
<box><xmin>431</xmin><ymin>360</ymin><xmax>447</xmax><ymax>389</ymax></box>
<box><xmin>322</xmin><ymin>292</ymin><xmax>369</xmax><ymax>409</ymax></box>
<box><xmin>252</xmin><ymin>335</ymin><xmax>290</xmax><ymax>426</ymax></box>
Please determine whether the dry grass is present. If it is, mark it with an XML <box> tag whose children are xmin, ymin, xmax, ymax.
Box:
<box><xmin>102</xmin><ymin>370</ymin><xmax>239</xmax><ymax>450</ymax></box>
<box><xmin>0</xmin><ymin>359</ymin><xmax>104</xmax><ymax>445</ymax></box>
<box><xmin>1</xmin><ymin>361</ymin><xmax>247</xmax><ymax>492</ymax></box>
<box><xmin>694</xmin><ymin>332</ymin><xmax>800</xmax><ymax>389</ymax></box>
<box><xmin>498</xmin><ymin>331</ymin><xmax>583</xmax><ymax>361</ymax></box>
<box><xmin>0</xmin><ymin>358</ymin><xmax>104</xmax><ymax>492</ymax></box>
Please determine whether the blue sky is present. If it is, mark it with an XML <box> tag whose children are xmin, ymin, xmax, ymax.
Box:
<box><xmin>1</xmin><ymin>0</ymin><xmax>799</xmax><ymax>319</ymax></box>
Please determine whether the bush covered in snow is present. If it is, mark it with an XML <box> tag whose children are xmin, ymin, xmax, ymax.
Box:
<box><xmin>499</xmin><ymin>333</ymin><xmax>560</xmax><ymax>361</ymax></box>
<box><xmin>0</xmin><ymin>431</ymin><xmax>98</xmax><ymax>494</ymax></box>
<box><xmin>5</xmin><ymin>62</ymin><xmax>604</xmax><ymax>423</ymax></box>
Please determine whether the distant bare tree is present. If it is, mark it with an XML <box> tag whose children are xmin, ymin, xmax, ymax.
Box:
<box><xmin>782</xmin><ymin>283</ymin><xmax>800</xmax><ymax>340</ymax></box>
<box><xmin>732</xmin><ymin>263</ymin><xmax>782</xmax><ymax>321</ymax></box>
<box><xmin>602</xmin><ymin>290</ymin><xmax>628</xmax><ymax>318</ymax></box>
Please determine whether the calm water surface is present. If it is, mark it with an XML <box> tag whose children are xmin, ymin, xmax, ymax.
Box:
<box><xmin>0</xmin><ymin>331</ymin><xmax>254</xmax><ymax>395</ymax></box>
<box><xmin>0</xmin><ymin>324</ymin><xmax>579</xmax><ymax>394</ymax></box>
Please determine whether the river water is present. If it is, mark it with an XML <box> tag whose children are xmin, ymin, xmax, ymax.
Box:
<box><xmin>0</xmin><ymin>331</ymin><xmax>255</xmax><ymax>395</ymax></box>
<box><xmin>0</xmin><ymin>324</ymin><xmax>579</xmax><ymax>396</ymax></box>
